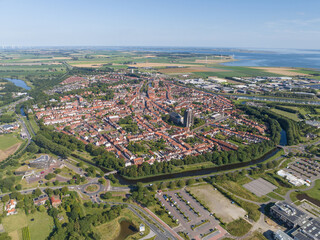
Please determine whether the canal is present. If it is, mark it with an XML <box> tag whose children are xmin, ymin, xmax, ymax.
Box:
<box><xmin>113</xmin><ymin>146</ymin><xmax>283</xmax><ymax>185</ymax></box>
<box><xmin>105</xmin><ymin>129</ymin><xmax>287</xmax><ymax>185</ymax></box>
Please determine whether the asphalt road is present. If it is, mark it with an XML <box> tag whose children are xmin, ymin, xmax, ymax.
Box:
<box><xmin>108</xmin><ymin>201</ymin><xmax>180</xmax><ymax>240</ymax></box>
<box><xmin>17</xmin><ymin>115</ymin><xmax>31</xmax><ymax>145</ymax></box>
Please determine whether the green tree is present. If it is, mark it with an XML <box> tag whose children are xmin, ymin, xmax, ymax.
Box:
<box><xmin>186</xmin><ymin>179</ymin><xmax>195</xmax><ymax>186</ymax></box>
<box><xmin>34</xmin><ymin>188</ymin><xmax>42</xmax><ymax>197</ymax></box>
<box><xmin>177</xmin><ymin>180</ymin><xmax>185</xmax><ymax>188</ymax></box>
<box><xmin>98</xmin><ymin>178</ymin><xmax>106</xmax><ymax>185</ymax></box>
<box><xmin>1</xmin><ymin>195</ymin><xmax>9</xmax><ymax>203</ymax></box>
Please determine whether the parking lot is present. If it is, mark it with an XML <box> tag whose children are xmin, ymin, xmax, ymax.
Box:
<box><xmin>243</xmin><ymin>178</ymin><xmax>277</xmax><ymax>197</ymax></box>
<box><xmin>287</xmin><ymin>158</ymin><xmax>320</xmax><ymax>181</ymax></box>
<box><xmin>155</xmin><ymin>189</ymin><xmax>226</xmax><ymax>240</ymax></box>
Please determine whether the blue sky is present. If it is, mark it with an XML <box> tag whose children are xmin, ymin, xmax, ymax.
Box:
<box><xmin>1</xmin><ymin>0</ymin><xmax>320</xmax><ymax>48</ymax></box>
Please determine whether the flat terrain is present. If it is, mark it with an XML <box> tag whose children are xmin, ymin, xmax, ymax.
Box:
<box><xmin>2</xmin><ymin>211</ymin><xmax>54</xmax><ymax>240</ymax></box>
<box><xmin>69</xmin><ymin>63</ymin><xmax>107</xmax><ymax>68</ymax></box>
<box><xmin>302</xmin><ymin>179</ymin><xmax>320</xmax><ymax>201</ymax></box>
<box><xmin>0</xmin><ymin>134</ymin><xmax>21</xmax><ymax>161</ymax></box>
<box><xmin>251</xmin><ymin>67</ymin><xmax>310</xmax><ymax>76</ymax></box>
<box><xmin>271</xmin><ymin>108</ymin><xmax>300</xmax><ymax>121</ymax></box>
<box><xmin>219</xmin><ymin>180</ymin><xmax>270</xmax><ymax>202</ymax></box>
<box><xmin>128</xmin><ymin>62</ymin><xmax>202</xmax><ymax>68</ymax></box>
<box><xmin>0</xmin><ymin>134</ymin><xmax>21</xmax><ymax>150</ymax></box>
<box><xmin>194</xmin><ymin>59</ymin><xmax>234</xmax><ymax>64</ymax></box>
<box><xmin>187</xmin><ymin>184</ymin><xmax>246</xmax><ymax>223</ymax></box>
<box><xmin>0</xmin><ymin>143</ymin><xmax>20</xmax><ymax>161</ymax></box>
<box><xmin>155</xmin><ymin>188</ymin><xmax>226</xmax><ymax>240</ymax></box>
<box><xmin>243</xmin><ymin>178</ymin><xmax>277</xmax><ymax>197</ymax></box>
<box><xmin>94</xmin><ymin>208</ymin><xmax>146</xmax><ymax>240</ymax></box>
<box><xmin>158</xmin><ymin>66</ymin><xmax>229</xmax><ymax>74</ymax></box>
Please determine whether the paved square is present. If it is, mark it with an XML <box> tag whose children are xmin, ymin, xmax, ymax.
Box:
<box><xmin>155</xmin><ymin>188</ymin><xmax>227</xmax><ymax>240</ymax></box>
<box><xmin>243</xmin><ymin>178</ymin><xmax>277</xmax><ymax>197</ymax></box>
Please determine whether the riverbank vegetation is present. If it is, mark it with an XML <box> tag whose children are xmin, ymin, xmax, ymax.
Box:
<box><xmin>238</xmin><ymin>104</ymin><xmax>301</xmax><ymax>145</ymax></box>
<box><xmin>121</xmin><ymin>105</ymin><xmax>282</xmax><ymax>179</ymax></box>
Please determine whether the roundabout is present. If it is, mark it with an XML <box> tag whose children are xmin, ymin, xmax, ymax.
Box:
<box><xmin>85</xmin><ymin>184</ymin><xmax>99</xmax><ymax>193</ymax></box>
<box><xmin>81</xmin><ymin>182</ymin><xmax>105</xmax><ymax>196</ymax></box>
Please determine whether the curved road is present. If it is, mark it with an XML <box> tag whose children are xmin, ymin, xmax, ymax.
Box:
<box><xmin>107</xmin><ymin>201</ymin><xmax>180</xmax><ymax>240</ymax></box>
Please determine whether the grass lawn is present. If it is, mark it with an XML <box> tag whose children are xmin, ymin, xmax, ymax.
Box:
<box><xmin>2</xmin><ymin>211</ymin><xmax>54</xmax><ymax>240</ymax></box>
<box><xmin>83</xmin><ymin>206</ymin><xmax>108</xmax><ymax>216</ymax></box>
<box><xmin>274</xmin><ymin>187</ymin><xmax>291</xmax><ymax>196</ymax></box>
<box><xmin>95</xmin><ymin>208</ymin><xmax>149</xmax><ymax>240</ymax></box>
<box><xmin>85</xmin><ymin>184</ymin><xmax>99</xmax><ymax>192</ymax></box>
<box><xmin>225</xmin><ymin>218</ymin><xmax>252</xmax><ymax>237</ymax></box>
<box><xmin>0</xmin><ymin>134</ymin><xmax>20</xmax><ymax>150</ymax></box>
<box><xmin>172</xmin><ymin>161</ymin><xmax>215</xmax><ymax>172</ymax></box>
<box><xmin>220</xmin><ymin>181</ymin><xmax>270</xmax><ymax>202</ymax></box>
<box><xmin>59</xmin><ymin>167</ymin><xmax>75</xmax><ymax>178</ymax></box>
<box><xmin>95</xmin><ymin>215</ymin><xmax>120</xmax><ymax>240</ymax></box>
<box><xmin>266</xmin><ymin>192</ymin><xmax>285</xmax><ymax>201</ymax></box>
<box><xmin>283</xmin><ymin>105</ymin><xmax>309</xmax><ymax>115</ymax></box>
<box><xmin>148</xmin><ymin>204</ymin><xmax>178</xmax><ymax>228</ymax></box>
<box><xmin>28</xmin><ymin>116</ymin><xmax>40</xmax><ymax>133</ymax></box>
<box><xmin>243</xmin><ymin>231</ymin><xmax>267</xmax><ymax>240</ymax></box>
<box><xmin>290</xmin><ymin>191</ymin><xmax>300</xmax><ymax>203</ymax></box>
<box><xmin>20</xmin><ymin>178</ymin><xmax>39</xmax><ymax>190</ymax></box>
<box><xmin>271</xmin><ymin>108</ymin><xmax>300</xmax><ymax>121</ymax></box>
<box><xmin>302</xmin><ymin>179</ymin><xmax>320</xmax><ymax>201</ymax></box>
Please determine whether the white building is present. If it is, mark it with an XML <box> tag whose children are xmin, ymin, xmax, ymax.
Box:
<box><xmin>6</xmin><ymin>199</ymin><xmax>17</xmax><ymax>216</ymax></box>
<box><xmin>139</xmin><ymin>224</ymin><xmax>145</xmax><ymax>232</ymax></box>
<box><xmin>277</xmin><ymin>170</ymin><xmax>310</xmax><ymax>187</ymax></box>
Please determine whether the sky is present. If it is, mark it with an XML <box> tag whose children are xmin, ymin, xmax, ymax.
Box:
<box><xmin>1</xmin><ymin>0</ymin><xmax>320</xmax><ymax>49</ymax></box>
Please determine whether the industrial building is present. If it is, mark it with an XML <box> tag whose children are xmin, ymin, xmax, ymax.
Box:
<box><xmin>270</xmin><ymin>201</ymin><xmax>309</xmax><ymax>228</ymax></box>
<box><xmin>274</xmin><ymin>230</ymin><xmax>293</xmax><ymax>240</ymax></box>
<box><xmin>292</xmin><ymin>218</ymin><xmax>320</xmax><ymax>240</ymax></box>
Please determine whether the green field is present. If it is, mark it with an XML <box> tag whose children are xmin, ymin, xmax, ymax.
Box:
<box><xmin>292</xmin><ymin>68</ymin><xmax>320</xmax><ymax>80</ymax></box>
<box><xmin>266</xmin><ymin>192</ymin><xmax>285</xmax><ymax>200</ymax></box>
<box><xmin>149</xmin><ymin>204</ymin><xmax>179</xmax><ymax>228</ymax></box>
<box><xmin>219</xmin><ymin>180</ymin><xmax>270</xmax><ymax>202</ymax></box>
<box><xmin>94</xmin><ymin>208</ymin><xmax>149</xmax><ymax>240</ymax></box>
<box><xmin>271</xmin><ymin>108</ymin><xmax>300</xmax><ymax>121</ymax></box>
<box><xmin>28</xmin><ymin>116</ymin><xmax>40</xmax><ymax>133</ymax></box>
<box><xmin>2</xmin><ymin>211</ymin><xmax>54</xmax><ymax>240</ymax></box>
<box><xmin>191</xmin><ymin>66</ymin><xmax>282</xmax><ymax>79</ymax></box>
<box><xmin>0</xmin><ymin>134</ymin><xmax>20</xmax><ymax>150</ymax></box>
<box><xmin>302</xmin><ymin>179</ymin><xmax>320</xmax><ymax>201</ymax></box>
<box><xmin>225</xmin><ymin>218</ymin><xmax>252</xmax><ymax>237</ymax></box>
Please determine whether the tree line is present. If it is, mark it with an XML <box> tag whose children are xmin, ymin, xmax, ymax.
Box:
<box><xmin>239</xmin><ymin>104</ymin><xmax>301</xmax><ymax>145</ymax></box>
<box><xmin>49</xmin><ymin>193</ymin><xmax>126</xmax><ymax>240</ymax></box>
<box><xmin>121</xmin><ymin>105</ymin><xmax>283</xmax><ymax>178</ymax></box>
<box><xmin>28</xmin><ymin>124</ymin><xmax>124</xmax><ymax>171</ymax></box>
